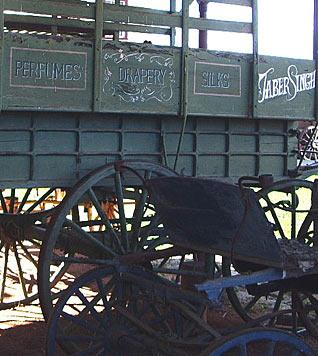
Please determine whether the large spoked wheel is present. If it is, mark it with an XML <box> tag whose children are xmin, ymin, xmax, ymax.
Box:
<box><xmin>39</xmin><ymin>160</ymin><xmax>179</xmax><ymax>319</ymax></box>
<box><xmin>0</xmin><ymin>187</ymin><xmax>62</xmax><ymax>309</ymax></box>
<box><xmin>47</xmin><ymin>265</ymin><xmax>216</xmax><ymax>355</ymax></box>
<box><xmin>223</xmin><ymin>179</ymin><xmax>318</xmax><ymax>332</ymax></box>
<box><xmin>200</xmin><ymin>327</ymin><xmax>315</xmax><ymax>356</ymax></box>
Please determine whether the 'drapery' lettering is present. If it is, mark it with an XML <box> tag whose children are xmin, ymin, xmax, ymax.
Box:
<box><xmin>258</xmin><ymin>65</ymin><xmax>316</xmax><ymax>103</ymax></box>
<box><xmin>118</xmin><ymin>67</ymin><xmax>166</xmax><ymax>86</ymax></box>
<box><xmin>14</xmin><ymin>60</ymin><xmax>83</xmax><ymax>81</ymax></box>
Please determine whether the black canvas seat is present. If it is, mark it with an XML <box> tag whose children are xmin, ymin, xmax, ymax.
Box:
<box><xmin>148</xmin><ymin>176</ymin><xmax>282</xmax><ymax>268</ymax></box>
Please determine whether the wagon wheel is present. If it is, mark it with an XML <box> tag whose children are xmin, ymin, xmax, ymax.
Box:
<box><xmin>299</xmin><ymin>125</ymin><xmax>318</xmax><ymax>162</ymax></box>
<box><xmin>0</xmin><ymin>187</ymin><xmax>63</xmax><ymax>310</ymax></box>
<box><xmin>46</xmin><ymin>265</ymin><xmax>217</xmax><ymax>355</ymax></box>
<box><xmin>200</xmin><ymin>327</ymin><xmax>315</xmax><ymax>356</ymax></box>
<box><xmin>38</xmin><ymin>160</ymin><xmax>184</xmax><ymax>319</ymax></box>
<box><xmin>223</xmin><ymin>179</ymin><xmax>317</xmax><ymax>332</ymax></box>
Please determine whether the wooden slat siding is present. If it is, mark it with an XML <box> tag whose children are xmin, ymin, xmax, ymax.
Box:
<box><xmin>5</xmin><ymin>16</ymin><xmax>251</xmax><ymax>37</ymax></box>
<box><xmin>189</xmin><ymin>18</ymin><xmax>252</xmax><ymax>33</ymax></box>
<box><xmin>5</xmin><ymin>2</ymin><xmax>251</xmax><ymax>35</ymax></box>
<box><xmin>102</xmin><ymin>23</ymin><xmax>171</xmax><ymax>35</ymax></box>
<box><xmin>207</xmin><ymin>0</ymin><xmax>252</xmax><ymax>6</ymax></box>
<box><xmin>4</xmin><ymin>0</ymin><xmax>95</xmax><ymax>19</ymax></box>
<box><xmin>4</xmin><ymin>14</ymin><xmax>95</xmax><ymax>31</ymax></box>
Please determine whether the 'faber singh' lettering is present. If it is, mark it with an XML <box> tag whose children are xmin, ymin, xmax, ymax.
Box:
<box><xmin>258</xmin><ymin>65</ymin><xmax>316</xmax><ymax>103</ymax></box>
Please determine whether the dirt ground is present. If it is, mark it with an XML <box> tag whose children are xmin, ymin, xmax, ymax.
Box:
<box><xmin>0</xmin><ymin>303</ymin><xmax>46</xmax><ymax>355</ymax></box>
<box><xmin>0</xmin><ymin>295</ymin><xmax>317</xmax><ymax>355</ymax></box>
<box><xmin>0</xmin><ymin>298</ymin><xmax>241</xmax><ymax>355</ymax></box>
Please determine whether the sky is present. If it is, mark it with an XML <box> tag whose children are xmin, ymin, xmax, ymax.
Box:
<box><xmin>125</xmin><ymin>0</ymin><xmax>315</xmax><ymax>60</ymax></box>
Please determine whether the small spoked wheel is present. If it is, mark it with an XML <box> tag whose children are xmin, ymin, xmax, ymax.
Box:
<box><xmin>0</xmin><ymin>187</ymin><xmax>62</xmax><ymax>309</ymax></box>
<box><xmin>200</xmin><ymin>327</ymin><xmax>315</xmax><ymax>355</ymax></box>
<box><xmin>39</xmin><ymin>161</ymin><xmax>179</xmax><ymax>319</ymax></box>
<box><xmin>223</xmin><ymin>179</ymin><xmax>318</xmax><ymax>334</ymax></box>
<box><xmin>299</xmin><ymin>125</ymin><xmax>318</xmax><ymax>162</ymax></box>
<box><xmin>47</xmin><ymin>265</ymin><xmax>216</xmax><ymax>355</ymax></box>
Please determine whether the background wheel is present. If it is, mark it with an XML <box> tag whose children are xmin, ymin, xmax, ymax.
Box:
<box><xmin>39</xmin><ymin>160</ymin><xmax>179</xmax><ymax>319</ymax></box>
<box><xmin>299</xmin><ymin>125</ymin><xmax>318</xmax><ymax>162</ymax></box>
<box><xmin>47</xmin><ymin>265</ymin><xmax>216</xmax><ymax>355</ymax></box>
<box><xmin>223</xmin><ymin>180</ymin><xmax>318</xmax><ymax>334</ymax></box>
<box><xmin>200</xmin><ymin>327</ymin><xmax>315</xmax><ymax>355</ymax></box>
<box><xmin>0</xmin><ymin>187</ymin><xmax>62</xmax><ymax>309</ymax></box>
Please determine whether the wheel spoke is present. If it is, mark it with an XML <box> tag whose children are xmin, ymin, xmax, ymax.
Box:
<box><xmin>60</xmin><ymin>311</ymin><xmax>102</xmax><ymax>335</ymax></box>
<box><xmin>114</xmin><ymin>171</ymin><xmax>129</xmax><ymax>251</ymax></box>
<box><xmin>268</xmin><ymin>290</ymin><xmax>284</xmax><ymax>327</ymax></box>
<box><xmin>74</xmin><ymin>290</ymin><xmax>108</xmax><ymax>330</ymax></box>
<box><xmin>0</xmin><ymin>190</ymin><xmax>8</xmax><ymax>213</ymax></box>
<box><xmin>244</xmin><ymin>295</ymin><xmax>261</xmax><ymax>313</ymax></box>
<box><xmin>17</xmin><ymin>241</ymin><xmax>38</xmax><ymax>268</ymax></box>
<box><xmin>25</xmin><ymin>188</ymin><xmax>55</xmax><ymax>213</ymax></box>
<box><xmin>239</xmin><ymin>343</ymin><xmax>248</xmax><ymax>356</ymax></box>
<box><xmin>0</xmin><ymin>245</ymin><xmax>9</xmax><ymax>302</ymax></box>
<box><xmin>64</xmin><ymin>219</ymin><xmax>117</xmax><ymax>257</ymax></box>
<box><xmin>87</xmin><ymin>188</ymin><xmax>125</xmax><ymax>254</ymax></box>
<box><xmin>262</xmin><ymin>196</ymin><xmax>287</xmax><ymax>239</ymax></box>
<box><xmin>16</xmin><ymin>188</ymin><xmax>32</xmax><ymax>214</ymax></box>
<box><xmin>13</xmin><ymin>242</ymin><xmax>28</xmax><ymax>298</ymax></box>
<box><xmin>291</xmin><ymin>188</ymin><xmax>297</xmax><ymax>240</ymax></box>
<box><xmin>131</xmin><ymin>171</ymin><xmax>152</xmax><ymax>250</ymax></box>
<box><xmin>9</xmin><ymin>189</ymin><xmax>16</xmax><ymax>213</ymax></box>
<box><xmin>266</xmin><ymin>340</ymin><xmax>275</xmax><ymax>356</ymax></box>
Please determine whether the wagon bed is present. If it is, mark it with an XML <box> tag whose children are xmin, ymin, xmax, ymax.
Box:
<box><xmin>0</xmin><ymin>0</ymin><xmax>314</xmax><ymax>187</ymax></box>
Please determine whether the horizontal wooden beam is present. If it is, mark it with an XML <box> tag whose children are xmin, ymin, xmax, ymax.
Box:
<box><xmin>5</xmin><ymin>14</ymin><xmax>95</xmax><ymax>32</ymax></box>
<box><xmin>104</xmin><ymin>4</ymin><xmax>182</xmax><ymax>29</ymax></box>
<box><xmin>103</xmin><ymin>23</ymin><xmax>171</xmax><ymax>36</ymax></box>
<box><xmin>189</xmin><ymin>17</ymin><xmax>252</xmax><ymax>33</ymax></box>
<box><xmin>3</xmin><ymin>1</ymin><xmax>252</xmax><ymax>36</ymax></box>
<box><xmin>5</xmin><ymin>0</ymin><xmax>95</xmax><ymax>19</ymax></box>
<box><xmin>207</xmin><ymin>0</ymin><xmax>252</xmax><ymax>6</ymax></box>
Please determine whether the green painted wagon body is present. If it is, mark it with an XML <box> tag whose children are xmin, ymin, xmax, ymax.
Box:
<box><xmin>0</xmin><ymin>0</ymin><xmax>314</xmax><ymax>188</ymax></box>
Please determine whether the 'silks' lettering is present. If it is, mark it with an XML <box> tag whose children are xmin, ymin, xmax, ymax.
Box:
<box><xmin>202</xmin><ymin>71</ymin><xmax>230</xmax><ymax>89</ymax></box>
<box><xmin>258</xmin><ymin>65</ymin><xmax>316</xmax><ymax>103</ymax></box>
<box><xmin>15</xmin><ymin>60</ymin><xmax>83</xmax><ymax>81</ymax></box>
<box><xmin>118</xmin><ymin>67</ymin><xmax>166</xmax><ymax>86</ymax></box>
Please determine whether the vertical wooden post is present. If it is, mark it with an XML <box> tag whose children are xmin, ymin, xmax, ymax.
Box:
<box><xmin>113</xmin><ymin>0</ymin><xmax>120</xmax><ymax>41</ymax></box>
<box><xmin>314</xmin><ymin>0</ymin><xmax>318</xmax><ymax>120</ymax></box>
<box><xmin>198</xmin><ymin>0</ymin><xmax>208</xmax><ymax>50</ymax></box>
<box><xmin>174</xmin><ymin>0</ymin><xmax>189</xmax><ymax>170</ymax></box>
<box><xmin>170</xmin><ymin>0</ymin><xmax>176</xmax><ymax>46</ymax></box>
<box><xmin>0</xmin><ymin>0</ymin><xmax>4</xmax><ymax>111</ymax></box>
<box><xmin>252</xmin><ymin>0</ymin><xmax>258</xmax><ymax>119</ymax></box>
<box><xmin>94</xmin><ymin>0</ymin><xmax>104</xmax><ymax>112</ymax></box>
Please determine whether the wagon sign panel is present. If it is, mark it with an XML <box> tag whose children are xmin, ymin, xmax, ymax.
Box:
<box><xmin>256</xmin><ymin>57</ymin><xmax>316</xmax><ymax>119</ymax></box>
<box><xmin>101</xmin><ymin>43</ymin><xmax>180</xmax><ymax>114</ymax></box>
<box><xmin>10</xmin><ymin>47</ymin><xmax>87</xmax><ymax>91</ymax></box>
<box><xmin>3</xmin><ymin>33</ymin><xmax>93</xmax><ymax>111</ymax></box>
<box><xmin>1</xmin><ymin>34</ymin><xmax>316</xmax><ymax>119</ymax></box>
